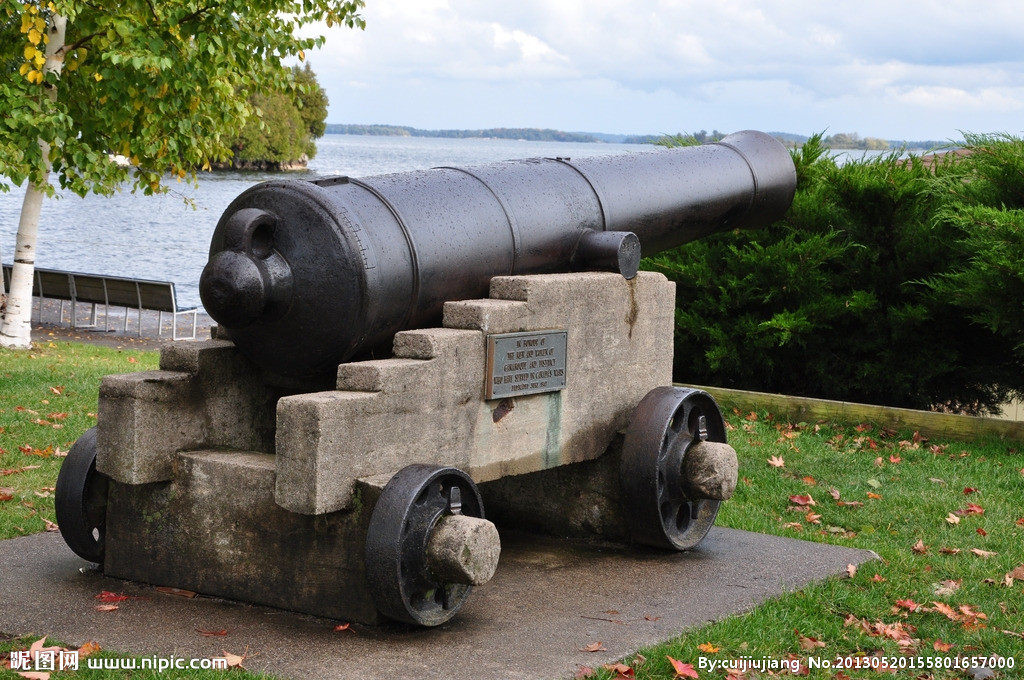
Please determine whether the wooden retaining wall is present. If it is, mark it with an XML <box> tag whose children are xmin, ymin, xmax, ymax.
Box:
<box><xmin>684</xmin><ymin>384</ymin><xmax>1024</xmax><ymax>444</ymax></box>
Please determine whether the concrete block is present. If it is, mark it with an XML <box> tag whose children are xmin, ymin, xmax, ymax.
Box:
<box><xmin>442</xmin><ymin>299</ymin><xmax>530</xmax><ymax>334</ymax></box>
<box><xmin>275</xmin><ymin>272</ymin><xmax>675</xmax><ymax>515</ymax></box>
<box><xmin>104</xmin><ymin>449</ymin><xmax>383</xmax><ymax>624</ymax></box>
<box><xmin>96</xmin><ymin>340</ymin><xmax>277</xmax><ymax>484</ymax></box>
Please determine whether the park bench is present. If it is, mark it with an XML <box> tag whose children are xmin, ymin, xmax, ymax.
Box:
<box><xmin>2</xmin><ymin>263</ymin><xmax>197</xmax><ymax>340</ymax></box>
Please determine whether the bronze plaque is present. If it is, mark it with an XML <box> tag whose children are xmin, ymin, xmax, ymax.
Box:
<box><xmin>485</xmin><ymin>330</ymin><xmax>567</xmax><ymax>399</ymax></box>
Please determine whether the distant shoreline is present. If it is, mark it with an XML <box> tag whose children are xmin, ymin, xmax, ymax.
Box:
<box><xmin>324</xmin><ymin>124</ymin><xmax>952</xmax><ymax>151</ymax></box>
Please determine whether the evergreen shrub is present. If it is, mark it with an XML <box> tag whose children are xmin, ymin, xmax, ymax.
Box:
<box><xmin>643</xmin><ymin>133</ymin><xmax>1024</xmax><ymax>414</ymax></box>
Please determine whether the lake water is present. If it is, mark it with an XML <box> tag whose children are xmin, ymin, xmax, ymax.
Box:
<box><xmin>0</xmin><ymin>135</ymin><xmax>656</xmax><ymax>309</ymax></box>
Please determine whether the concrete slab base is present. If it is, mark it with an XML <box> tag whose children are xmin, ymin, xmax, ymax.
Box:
<box><xmin>0</xmin><ymin>528</ymin><xmax>875</xmax><ymax>680</ymax></box>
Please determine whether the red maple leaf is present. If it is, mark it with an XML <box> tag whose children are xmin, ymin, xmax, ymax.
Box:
<box><xmin>667</xmin><ymin>656</ymin><xmax>699</xmax><ymax>678</ymax></box>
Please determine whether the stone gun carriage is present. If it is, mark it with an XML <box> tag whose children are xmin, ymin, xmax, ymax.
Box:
<box><xmin>54</xmin><ymin>131</ymin><xmax>796</xmax><ymax>626</ymax></box>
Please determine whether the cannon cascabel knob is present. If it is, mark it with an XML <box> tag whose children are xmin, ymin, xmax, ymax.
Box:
<box><xmin>200</xmin><ymin>250</ymin><xmax>267</xmax><ymax>327</ymax></box>
<box><xmin>200</xmin><ymin>208</ymin><xmax>293</xmax><ymax>328</ymax></box>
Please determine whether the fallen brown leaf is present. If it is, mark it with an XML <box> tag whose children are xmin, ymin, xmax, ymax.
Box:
<box><xmin>197</xmin><ymin>629</ymin><xmax>228</xmax><ymax>637</ymax></box>
<box><xmin>933</xmin><ymin>639</ymin><xmax>953</xmax><ymax>652</ymax></box>
<box><xmin>789</xmin><ymin>494</ymin><xmax>815</xmax><ymax>507</ymax></box>
<box><xmin>846</xmin><ymin>564</ymin><xmax>857</xmax><ymax>578</ymax></box>
<box><xmin>580</xmin><ymin>641</ymin><xmax>606</xmax><ymax>653</ymax></box>
<box><xmin>946</xmin><ymin>513</ymin><xmax>961</xmax><ymax>525</ymax></box>
<box><xmin>912</xmin><ymin>540</ymin><xmax>928</xmax><ymax>555</ymax></box>
<box><xmin>971</xmin><ymin>548</ymin><xmax>997</xmax><ymax>558</ymax></box>
<box><xmin>796</xmin><ymin>630</ymin><xmax>826</xmax><ymax>650</ymax></box>
<box><xmin>666</xmin><ymin>656</ymin><xmax>698</xmax><ymax>679</ymax></box>
<box><xmin>767</xmin><ymin>455</ymin><xmax>784</xmax><ymax>468</ymax></box>
<box><xmin>894</xmin><ymin>599</ymin><xmax>919</xmax><ymax>612</ymax></box>
<box><xmin>77</xmin><ymin>641</ymin><xmax>101</xmax><ymax>657</ymax></box>
<box><xmin>603</xmin><ymin>662</ymin><xmax>635</xmax><ymax>679</ymax></box>
<box><xmin>94</xmin><ymin>604</ymin><xmax>119</xmax><ymax>612</ymax></box>
<box><xmin>221</xmin><ymin>650</ymin><xmax>247</xmax><ymax>669</ymax></box>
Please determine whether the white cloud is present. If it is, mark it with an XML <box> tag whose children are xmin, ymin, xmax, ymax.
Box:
<box><xmin>307</xmin><ymin>0</ymin><xmax>1024</xmax><ymax>139</ymax></box>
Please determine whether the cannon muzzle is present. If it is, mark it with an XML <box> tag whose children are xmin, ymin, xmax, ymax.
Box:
<box><xmin>200</xmin><ymin>130</ymin><xmax>796</xmax><ymax>379</ymax></box>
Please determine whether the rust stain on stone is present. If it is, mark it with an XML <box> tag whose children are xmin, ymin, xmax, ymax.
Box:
<box><xmin>492</xmin><ymin>398</ymin><xmax>515</xmax><ymax>423</ymax></box>
<box><xmin>625</xmin><ymin>277</ymin><xmax>639</xmax><ymax>338</ymax></box>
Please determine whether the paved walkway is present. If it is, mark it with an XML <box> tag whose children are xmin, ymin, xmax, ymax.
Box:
<box><xmin>28</xmin><ymin>297</ymin><xmax>214</xmax><ymax>350</ymax></box>
<box><xmin>1</xmin><ymin>529</ymin><xmax>875</xmax><ymax>679</ymax></box>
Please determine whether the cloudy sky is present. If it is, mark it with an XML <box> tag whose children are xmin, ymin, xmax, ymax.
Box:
<box><xmin>307</xmin><ymin>0</ymin><xmax>1024</xmax><ymax>142</ymax></box>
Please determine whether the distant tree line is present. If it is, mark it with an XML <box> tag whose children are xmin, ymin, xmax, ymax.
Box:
<box><xmin>323</xmin><ymin>123</ymin><xmax>955</xmax><ymax>151</ymax></box>
<box><xmin>324</xmin><ymin>124</ymin><xmax>598</xmax><ymax>143</ymax></box>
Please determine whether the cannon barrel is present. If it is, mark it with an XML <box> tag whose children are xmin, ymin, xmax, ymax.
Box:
<box><xmin>200</xmin><ymin>130</ymin><xmax>796</xmax><ymax>379</ymax></box>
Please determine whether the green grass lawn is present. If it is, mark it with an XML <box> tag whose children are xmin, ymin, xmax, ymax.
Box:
<box><xmin>2</xmin><ymin>342</ymin><xmax>1022</xmax><ymax>679</ymax></box>
<box><xmin>0</xmin><ymin>341</ymin><xmax>158</xmax><ymax>540</ymax></box>
<box><xmin>585</xmin><ymin>413</ymin><xmax>1024</xmax><ymax>680</ymax></box>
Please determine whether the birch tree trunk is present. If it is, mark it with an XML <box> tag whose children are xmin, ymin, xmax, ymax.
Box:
<box><xmin>0</xmin><ymin>12</ymin><xmax>66</xmax><ymax>349</ymax></box>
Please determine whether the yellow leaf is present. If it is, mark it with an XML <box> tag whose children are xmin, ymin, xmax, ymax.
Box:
<box><xmin>27</xmin><ymin>69</ymin><xmax>43</xmax><ymax>84</ymax></box>
<box><xmin>19</xmin><ymin>62</ymin><xmax>31</xmax><ymax>75</ymax></box>
<box><xmin>94</xmin><ymin>72</ymin><xmax>103</xmax><ymax>81</ymax></box>
<box><xmin>24</xmin><ymin>44</ymin><xmax>36</xmax><ymax>60</ymax></box>
<box><xmin>298</xmin><ymin>50</ymin><xmax>306</xmax><ymax>61</ymax></box>
<box><xmin>28</xmin><ymin>27</ymin><xmax>42</xmax><ymax>44</ymax></box>
<box><xmin>697</xmin><ymin>642</ymin><xmax>720</xmax><ymax>653</ymax></box>
<box><xmin>33</xmin><ymin>52</ymin><xmax>45</xmax><ymax>67</ymax></box>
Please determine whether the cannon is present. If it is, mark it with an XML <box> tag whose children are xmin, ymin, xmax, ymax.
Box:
<box><xmin>54</xmin><ymin>131</ymin><xmax>797</xmax><ymax>627</ymax></box>
<box><xmin>199</xmin><ymin>130</ymin><xmax>795</xmax><ymax>380</ymax></box>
